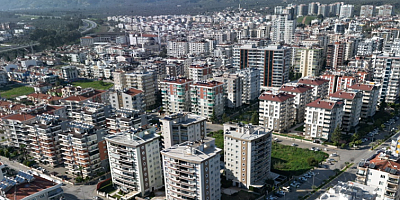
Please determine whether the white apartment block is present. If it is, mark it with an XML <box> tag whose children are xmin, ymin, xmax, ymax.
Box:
<box><xmin>372</xmin><ymin>53</ymin><xmax>400</xmax><ymax>104</ymax></box>
<box><xmin>189</xmin><ymin>65</ymin><xmax>213</xmax><ymax>82</ymax></box>
<box><xmin>377</xmin><ymin>5</ymin><xmax>393</xmax><ymax>17</ymax></box>
<box><xmin>61</xmin><ymin>66</ymin><xmax>79</xmax><ymax>80</ymax></box>
<box><xmin>390</xmin><ymin>132</ymin><xmax>400</xmax><ymax>157</ymax></box>
<box><xmin>106</xmin><ymin>128</ymin><xmax>163</xmax><ymax>196</ymax></box>
<box><xmin>356</xmin><ymin>153</ymin><xmax>400</xmax><ymax>200</ymax></box>
<box><xmin>360</xmin><ymin>5</ymin><xmax>374</xmax><ymax>17</ymax></box>
<box><xmin>319</xmin><ymin>181</ymin><xmax>377</xmax><ymax>200</ymax></box>
<box><xmin>125</xmin><ymin>70</ymin><xmax>158</xmax><ymax>109</ymax></box>
<box><xmin>160</xmin><ymin>113</ymin><xmax>207</xmax><ymax>149</ymax></box>
<box><xmin>271</xmin><ymin>14</ymin><xmax>296</xmax><ymax>44</ymax></box>
<box><xmin>259</xmin><ymin>91</ymin><xmax>295</xmax><ymax>133</ymax></box>
<box><xmin>106</xmin><ymin>108</ymin><xmax>148</xmax><ymax>133</ymax></box>
<box><xmin>160</xmin><ymin>78</ymin><xmax>193</xmax><ymax>114</ymax></box>
<box><xmin>223</xmin><ymin>123</ymin><xmax>272</xmax><ymax>189</ymax></box>
<box><xmin>214</xmin><ymin>73</ymin><xmax>243</xmax><ymax>108</ymax></box>
<box><xmin>167</xmin><ymin>40</ymin><xmax>189</xmax><ymax>57</ymax></box>
<box><xmin>161</xmin><ymin>138</ymin><xmax>222</xmax><ymax>200</ymax></box>
<box><xmin>348</xmin><ymin>83</ymin><xmax>380</xmax><ymax>119</ymax></box>
<box><xmin>293</xmin><ymin>47</ymin><xmax>323</xmax><ymax>77</ymax></box>
<box><xmin>189</xmin><ymin>41</ymin><xmax>210</xmax><ymax>55</ymax></box>
<box><xmin>70</xmin><ymin>101</ymin><xmax>111</xmax><ymax>127</ymax></box>
<box><xmin>305</xmin><ymin>99</ymin><xmax>344</xmax><ymax>140</ymax></box>
<box><xmin>339</xmin><ymin>5</ymin><xmax>354</xmax><ymax>18</ymax></box>
<box><xmin>109</xmin><ymin>88</ymin><xmax>145</xmax><ymax>112</ymax></box>
<box><xmin>280</xmin><ymin>84</ymin><xmax>314</xmax><ymax>123</ymax></box>
<box><xmin>298</xmin><ymin>77</ymin><xmax>330</xmax><ymax>101</ymax></box>
<box><xmin>113</xmin><ymin>71</ymin><xmax>126</xmax><ymax>90</ymax></box>
<box><xmin>238</xmin><ymin>68</ymin><xmax>261</xmax><ymax>104</ymax></box>
<box><xmin>190</xmin><ymin>81</ymin><xmax>225</xmax><ymax>118</ymax></box>
<box><xmin>329</xmin><ymin>90</ymin><xmax>363</xmax><ymax>132</ymax></box>
<box><xmin>233</xmin><ymin>44</ymin><xmax>290</xmax><ymax>87</ymax></box>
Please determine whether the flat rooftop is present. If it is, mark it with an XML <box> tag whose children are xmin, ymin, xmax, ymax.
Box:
<box><xmin>223</xmin><ymin>123</ymin><xmax>272</xmax><ymax>141</ymax></box>
<box><xmin>161</xmin><ymin>137</ymin><xmax>221</xmax><ymax>163</ymax></box>
<box><xmin>319</xmin><ymin>181</ymin><xmax>377</xmax><ymax>200</ymax></box>
<box><xmin>105</xmin><ymin>127</ymin><xmax>159</xmax><ymax>147</ymax></box>
<box><xmin>161</xmin><ymin>113</ymin><xmax>206</xmax><ymax>126</ymax></box>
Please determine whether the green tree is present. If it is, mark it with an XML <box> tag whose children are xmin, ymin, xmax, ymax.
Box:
<box><xmin>380</xmin><ymin>100</ymin><xmax>387</xmax><ymax>111</ymax></box>
<box><xmin>331</xmin><ymin>125</ymin><xmax>342</xmax><ymax>146</ymax></box>
<box><xmin>210</xmin><ymin>108</ymin><xmax>217</xmax><ymax>122</ymax></box>
<box><xmin>19</xmin><ymin>144</ymin><xmax>28</xmax><ymax>161</ymax></box>
<box><xmin>250</xmin><ymin>112</ymin><xmax>259</xmax><ymax>125</ymax></box>
<box><xmin>222</xmin><ymin>113</ymin><xmax>230</xmax><ymax>122</ymax></box>
<box><xmin>307</xmin><ymin>157</ymin><xmax>318</xmax><ymax>167</ymax></box>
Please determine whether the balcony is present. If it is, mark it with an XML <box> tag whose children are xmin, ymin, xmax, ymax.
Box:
<box><xmin>386</xmin><ymin>186</ymin><xmax>397</xmax><ymax>192</ymax></box>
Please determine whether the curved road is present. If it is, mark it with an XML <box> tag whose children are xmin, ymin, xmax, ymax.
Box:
<box><xmin>80</xmin><ymin>19</ymin><xmax>97</xmax><ymax>34</ymax></box>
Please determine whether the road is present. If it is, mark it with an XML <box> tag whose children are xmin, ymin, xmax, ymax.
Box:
<box><xmin>80</xmin><ymin>19</ymin><xmax>97</xmax><ymax>34</ymax></box>
<box><xmin>272</xmin><ymin>117</ymin><xmax>400</xmax><ymax>200</ymax></box>
<box><xmin>0</xmin><ymin>43</ymin><xmax>39</xmax><ymax>53</ymax></box>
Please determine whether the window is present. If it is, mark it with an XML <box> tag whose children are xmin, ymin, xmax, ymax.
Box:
<box><xmin>379</xmin><ymin>181</ymin><xmax>383</xmax><ymax>185</ymax></box>
<box><xmin>380</xmin><ymin>175</ymin><xmax>385</xmax><ymax>179</ymax></box>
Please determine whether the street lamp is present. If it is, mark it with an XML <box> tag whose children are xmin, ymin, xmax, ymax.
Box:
<box><xmin>312</xmin><ymin>172</ymin><xmax>320</xmax><ymax>188</ymax></box>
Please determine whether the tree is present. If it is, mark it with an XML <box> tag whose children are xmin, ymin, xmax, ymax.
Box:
<box><xmin>379</xmin><ymin>99</ymin><xmax>387</xmax><ymax>111</ymax></box>
<box><xmin>78</xmin><ymin>165</ymin><xmax>84</xmax><ymax>177</ymax></box>
<box><xmin>331</xmin><ymin>125</ymin><xmax>342</xmax><ymax>146</ymax></box>
<box><xmin>222</xmin><ymin>113</ymin><xmax>230</xmax><ymax>122</ymax></box>
<box><xmin>307</xmin><ymin>157</ymin><xmax>318</xmax><ymax>167</ymax></box>
<box><xmin>250</xmin><ymin>112</ymin><xmax>259</xmax><ymax>125</ymax></box>
<box><xmin>19</xmin><ymin>144</ymin><xmax>28</xmax><ymax>161</ymax></box>
<box><xmin>210</xmin><ymin>108</ymin><xmax>217</xmax><ymax>123</ymax></box>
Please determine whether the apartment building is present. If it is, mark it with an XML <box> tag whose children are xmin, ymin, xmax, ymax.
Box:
<box><xmin>377</xmin><ymin>4</ymin><xmax>393</xmax><ymax>17</ymax></box>
<box><xmin>329</xmin><ymin>90</ymin><xmax>362</xmax><ymax>132</ymax></box>
<box><xmin>233</xmin><ymin>44</ymin><xmax>290</xmax><ymax>87</ymax></box>
<box><xmin>372</xmin><ymin>53</ymin><xmax>400</xmax><ymax>103</ymax></box>
<box><xmin>337</xmin><ymin>76</ymin><xmax>357</xmax><ymax>92</ymax></box>
<box><xmin>319</xmin><ymin>181</ymin><xmax>377</xmax><ymax>200</ymax></box>
<box><xmin>61</xmin><ymin>88</ymin><xmax>109</xmax><ymax>113</ymax></box>
<box><xmin>70</xmin><ymin>101</ymin><xmax>111</xmax><ymax>126</ymax></box>
<box><xmin>389</xmin><ymin>132</ymin><xmax>400</xmax><ymax>157</ymax></box>
<box><xmin>167</xmin><ymin>39</ymin><xmax>189</xmax><ymax>57</ymax></box>
<box><xmin>360</xmin><ymin>5</ymin><xmax>374</xmax><ymax>17</ymax></box>
<box><xmin>27</xmin><ymin>114</ymin><xmax>65</xmax><ymax>168</ymax></box>
<box><xmin>320</xmin><ymin>74</ymin><xmax>338</xmax><ymax>95</ymax></box>
<box><xmin>298</xmin><ymin>77</ymin><xmax>329</xmax><ymax>101</ymax></box>
<box><xmin>339</xmin><ymin>4</ymin><xmax>354</xmax><ymax>18</ymax></box>
<box><xmin>348</xmin><ymin>83</ymin><xmax>380</xmax><ymax>119</ymax></box>
<box><xmin>238</xmin><ymin>68</ymin><xmax>261</xmax><ymax>104</ymax></box>
<box><xmin>326</xmin><ymin>42</ymin><xmax>345</xmax><ymax>69</ymax></box>
<box><xmin>161</xmin><ymin>138</ymin><xmax>222</xmax><ymax>200</ymax></box>
<box><xmin>224</xmin><ymin>123</ymin><xmax>272</xmax><ymax>189</ymax></box>
<box><xmin>160</xmin><ymin>78</ymin><xmax>193</xmax><ymax>114</ymax></box>
<box><xmin>305</xmin><ymin>99</ymin><xmax>344</xmax><ymax>140</ymax></box>
<box><xmin>280</xmin><ymin>84</ymin><xmax>314</xmax><ymax>123</ymax></box>
<box><xmin>214</xmin><ymin>73</ymin><xmax>243</xmax><ymax>108</ymax></box>
<box><xmin>106</xmin><ymin>108</ymin><xmax>148</xmax><ymax>134</ymax></box>
<box><xmin>292</xmin><ymin>47</ymin><xmax>323</xmax><ymax>77</ymax></box>
<box><xmin>259</xmin><ymin>91</ymin><xmax>295</xmax><ymax>133</ymax></box>
<box><xmin>106</xmin><ymin>128</ymin><xmax>163</xmax><ymax>196</ymax></box>
<box><xmin>356</xmin><ymin>153</ymin><xmax>400</xmax><ymax>200</ymax></box>
<box><xmin>61</xmin><ymin>66</ymin><xmax>79</xmax><ymax>81</ymax></box>
<box><xmin>188</xmin><ymin>65</ymin><xmax>213</xmax><ymax>82</ymax></box>
<box><xmin>190</xmin><ymin>81</ymin><xmax>225</xmax><ymax>118</ymax></box>
<box><xmin>60</xmin><ymin>122</ymin><xmax>107</xmax><ymax>177</ymax></box>
<box><xmin>113</xmin><ymin>71</ymin><xmax>126</xmax><ymax>90</ymax></box>
<box><xmin>160</xmin><ymin>113</ymin><xmax>207</xmax><ymax>149</ymax></box>
<box><xmin>189</xmin><ymin>40</ymin><xmax>210</xmax><ymax>55</ymax></box>
<box><xmin>1</xmin><ymin>105</ymin><xmax>66</xmax><ymax>147</ymax></box>
<box><xmin>271</xmin><ymin>14</ymin><xmax>296</xmax><ymax>44</ymax></box>
<box><xmin>125</xmin><ymin>70</ymin><xmax>158</xmax><ymax>109</ymax></box>
<box><xmin>109</xmin><ymin>88</ymin><xmax>144</xmax><ymax>112</ymax></box>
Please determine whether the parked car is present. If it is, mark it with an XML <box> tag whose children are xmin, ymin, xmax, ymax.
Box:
<box><xmin>330</xmin><ymin>153</ymin><xmax>338</xmax><ymax>157</ymax></box>
<box><xmin>310</xmin><ymin>147</ymin><xmax>315</xmax><ymax>151</ymax></box>
<box><xmin>291</xmin><ymin>143</ymin><xmax>298</xmax><ymax>146</ymax></box>
<box><xmin>314</xmin><ymin>148</ymin><xmax>320</xmax><ymax>151</ymax></box>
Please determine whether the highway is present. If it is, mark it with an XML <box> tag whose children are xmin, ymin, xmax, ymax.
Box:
<box><xmin>80</xmin><ymin>19</ymin><xmax>97</xmax><ymax>34</ymax></box>
<box><xmin>0</xmin><ymin>43</ymin><xmax>39</xmax><ymax>53</ymax></box>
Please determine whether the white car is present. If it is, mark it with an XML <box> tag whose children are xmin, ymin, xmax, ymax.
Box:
<box><xmin>330</xmin><ymin>153</ymin><xmax>338</xmax><ymax>157</ymax></box>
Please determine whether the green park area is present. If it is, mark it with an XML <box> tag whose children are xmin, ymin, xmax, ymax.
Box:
<box><xmin>0</xmin><ymin>85</ymin><xmax>34</xmax><ymax>99</ymax></box>
<box><xmin>297</xmin><ymin>15</ymin><xmax>318</xmax><ymax>25</ymax></box>
<box><xmin>72</xmin><ymin>80</ymin><xmax>114</xmax><ymax>90</ymax></box>
<box><xmin>271</xmin><ymin>143</ymin><xmax>328</xmax><ymax>177</ymax></box>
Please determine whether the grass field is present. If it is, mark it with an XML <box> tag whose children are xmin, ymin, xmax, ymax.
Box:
<box><xmin>297</xmin><ymin>16</ymin><xmax>318</xmax><ymax>25</ymax></box>
<box><xmin>0</xmin><ymin>85</ymin><xmax>34</xmax><ymax>99</ymax></box>
<box><xmin>209</xmin><ymin>130</ymin><xmax>224</xmax><ymax>150</ymax></box>
<box><xmin>72</xmin><ymin>80</ymin><xmax>114</xmax><ymax>90</ymax></box>
<box><xmin>271</xmin><ymin>143</ymin><xmax>328</xmax><ymax>177</ymax></box>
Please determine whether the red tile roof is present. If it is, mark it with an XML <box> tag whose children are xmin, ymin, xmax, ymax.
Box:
<box><xmin>298</xmin><ymin>78</ymin><xmax>329</xmax><ymax>86</ymax></box>
<box><xmin>329</xmin><ymin>91</ymin><xmax>357</xmax><ymax>100</ymax></box>
<box><xmin>125</xmin><ymin>88</ymin><xmax>143</xmax><ymax>96</ymax></box>
<box><xmin>368</xmin><ymin>153</ymin><xmax>400</xmax><ymax>174</ymax></box>
<box><xmin>259</xmin><ymin>92</ymin><xmax>295</xmax><ymax>102</ymax></box>
<box><xmin>192</xmin><ymin>81</ymin><xmax>224</xmax><ymax>87</ymax></box>
<box><xmin>162</xmin><ymin>78</ymin><xmax>192</xmax><ymax>84</ymax></box>
<box><xmin>2</xmin><ymin>113</ymin><xmax>35</xmax><ymax>121</ymax></box>
<box><xmin>280</xmin><ymin>84</ymin><xmax>314</xmax><ymax>93</ymax></box>
<box><xmin>306</xmin><ymin>99</ymin><xmax>342</xmax><ymax>110</ymax></box>
<box><xmin>5</xmin><ymin>175</ymin><xmax>58</xmax><ymax>200</ymax></box>
<box><xmin>349</xmin><ymin>83</ymin><xmax>376</xmax><ymax>91</ymax></box>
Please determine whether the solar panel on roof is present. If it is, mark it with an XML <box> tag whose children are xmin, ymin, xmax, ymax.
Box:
<box><xmin>385</xmin><ymin>167</ymin><xmax>391</xmax><ymax>173</ymax></box>
<box><xmin>369</xmin><ymin>163</ymin><xmax>376</xmax><ymax>169</ymax></box>
<box><xmin>358</xmin><ymin>162</ymin><xmax>364</xmax><ymax>167</ymax></box>
<box><xmin>390</xmin><ymin>169</ymin><xmax>397</xmax><ymax>174</ymax></box>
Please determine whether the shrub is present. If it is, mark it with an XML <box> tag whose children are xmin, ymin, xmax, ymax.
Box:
<box><xmin>75</xmin><ymin>176</ymin><xmax>84</xmax><ymax>182</ymax></box>
<box><xmin>307</xmin><ymin>157</ymin><xmax>318</xmax><ymax>167</ymax></box>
